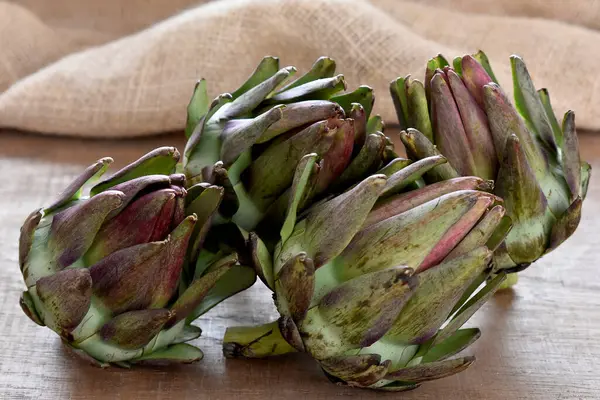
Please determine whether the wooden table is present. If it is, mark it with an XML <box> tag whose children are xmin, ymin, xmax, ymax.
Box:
<box><xmin>1</xmin><ymin>129</ymin><xmax>599</xmax><ymax>400</ymax></box>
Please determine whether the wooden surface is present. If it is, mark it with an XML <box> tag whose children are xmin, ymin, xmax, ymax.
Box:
<box><xmin>1</xmin><ymin>130</ymin><xmax>600</xmax><ymax>400</ymax></box>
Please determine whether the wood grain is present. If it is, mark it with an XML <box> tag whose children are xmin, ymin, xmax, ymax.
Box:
<box><xmin>1</xmin><ymin>130</ymin><xmax>599</xmax><ymax>399</ymax></box>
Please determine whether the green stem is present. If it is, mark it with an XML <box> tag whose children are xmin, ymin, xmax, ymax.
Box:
<box><xmin>223</xmin><ymin>320</ymin><xmax>298</xmax><ymax>358</ymax></box>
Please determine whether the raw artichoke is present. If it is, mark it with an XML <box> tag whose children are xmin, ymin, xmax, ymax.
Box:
<box><xmin>183</xmin><ymin>56</ymin><xmax>393</xmax><ymax>234</ymax></box>
<box><xmin>18</xmin><ymin>147</ymin><xmax>256</xmax><ymax>367</ymax></box>
<box><xmin>222</xmin><ymin>152</ymin><xmax>509</xmax><ymax>391</ymax></box>
<box><xmin>390</xmin><ymin>51</ymin><xmax>589</xmax><ymax>276</ymax></box>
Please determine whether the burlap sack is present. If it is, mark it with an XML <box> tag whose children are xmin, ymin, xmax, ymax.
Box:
<box><xmin>1</xmin><ymin>0</ymin><xmax>599</xmax><ymax>137</ymax></box>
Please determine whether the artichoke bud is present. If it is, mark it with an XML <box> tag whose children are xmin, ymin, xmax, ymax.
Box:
<box><xmin>100</xmin><ymin>309</ymin><xmax>172</xmax><ymax>350</ymax></box>
<box><xmin>35</xmin><ymin>268</ymin><xmax>92</xmax><ymax>334</ymax></box>
<box><xmin>301</xmin><ymin>267</ymin><xmax>416</xmax><ymax>359</ymax></box>
<box><xmin>386</xmin><ymin>247</ymin><xmax>491</xmax><ymax>344</ymax></box>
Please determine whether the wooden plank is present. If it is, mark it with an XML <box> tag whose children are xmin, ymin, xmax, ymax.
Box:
<box><xmin>1</xmin><ymin>129</ymin><xmax>599</xmax><ymax>399</ymax></box>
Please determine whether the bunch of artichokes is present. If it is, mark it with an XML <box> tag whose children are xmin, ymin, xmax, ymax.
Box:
<box><xmin>17</xmin><ymin>54</ymin><xmax>585</xmax><ymax>391</ymax></box>
<box><xmin>390</xmin><ymin>51</ymin><xmax>589</xmax><ymax>276</ymax></box>
<box><xmin>19</xmin><ymin>147</ymin><xmax>255</xmax><ymax>366</ymax></box>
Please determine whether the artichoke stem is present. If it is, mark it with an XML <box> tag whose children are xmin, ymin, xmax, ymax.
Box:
<box><xmin>223</xmin><ymin>320</ymin><xmax>297</xmax><ymax>358</ymax></box>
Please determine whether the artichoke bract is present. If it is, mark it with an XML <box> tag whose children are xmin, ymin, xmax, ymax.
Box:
<box><xmin>18</xmin><ymin>147</ymin><xmax>256</xmax><ymax>367</ymax></box>
<box><xmin>390</xmin><ymin>51</ymin><xmax>589</xmax><ymax>276</ymax></box>
<box><xmin>222</xmin><ymin>153</ymin><xmax>509</xmax><ymax>391</ymax></box>
<box><xmin>183</xmin><ymin>56</ymin><xmax>393</xmax><ymax>235</ymax></box>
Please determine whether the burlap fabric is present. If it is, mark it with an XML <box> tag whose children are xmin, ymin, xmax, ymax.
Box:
<box><xmin>1</xmin><ymin>0</ymin><xmax>598</xmax><ymax>137</ymax></box>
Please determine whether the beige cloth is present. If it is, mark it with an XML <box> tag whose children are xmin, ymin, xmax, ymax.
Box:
<box><xmin>1</xmin><ymin>0</ymin><xmax>600</xmax><ymax>138</ymax></box>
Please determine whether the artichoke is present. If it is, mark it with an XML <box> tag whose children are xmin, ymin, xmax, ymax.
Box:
<box><xmin>183</xmin><ymin>56</ymin><xmax>393</xmax><ymax>234</ymax></box>
<box><xmin>222</xmin><ymin>152</ymin><xmax>509</xmax><ymax>391</ymax></box>
<box><xmin>390</xmin><ymin>51</ymin><xmax>589</xmax><ymax>276</ymax></box>
<box><xmin>18</xmin><ymin>147</ymin><xmax>256</xmax><ymax>367</ymax></box>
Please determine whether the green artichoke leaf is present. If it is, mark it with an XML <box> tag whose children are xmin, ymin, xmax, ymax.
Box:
<box><xmin>580</xmin><ymin>161</ymin><xmax>592</xmax><ymax>199</ymax></box>
<box><xmin>172</xmin><ymin>324</ymin><xmax>202</xmax><ymax>344</ymax></box>
<box><xmin>186</xmin><ymin>265</ymin><xmax>257</xmax><ymax>322</ymax></box>
<box><xmin>471</xmin><ymin>50</ymin><xmax>499</xmax><ymax>83</ymax></box>
<box><xmin>333</xmin><ymin>133</ymin><xmax>386</xmax><ymax>191</ymax></box>
<box><xmin>231</xmin><ymin>56</ymin><xmax>280</xmax><ymax>99</ymax></box>
<box><xmin>399</xmin><ymin>129</ymin><xmax>459</xmax><ymax>182</ymax></box>
<box><xmin>405</xmin><ymin>78</ymin><xmax>433</xmax><ymax>142</ymax></box>
<box><xmin>384</xmin><ymin>356</ymin><xmax>475</xmax><ymax>383</ymax></box>
<box><xmin>46</xmin><ymin>157</ymin><xmax>113</xmax><ymax>212</ymax></box>
<box><xmin>266</xmin><ymin>75</ymin><xmax>346</xmax><ymax>105</ymax></box>
<box><xmin>366</xmin><ymin>115</ymin><xmax>384</xmax><ymax>135</ymax></box>
<box><xmin>185</xmin><ymin>79</ymin><xmax>210</xmax><ymax>138</ymax></box>
<box><xmin>280</xmin><ymin>153</ymin><xmax>319</xmax><ymax>246</ymax></box>
<box><xmin>380</xmin><ymin>155</ymin><xmax>447</xmax><ymax>198</ymax></box>
<box><xmin>19</xmin><ymin>291</ymin><xmax>44</xmax><ymax>326</ymax></box>
<box><xmin>422</xmin><ymin>328</ymin><xmax>481</xmax><ymax>363</ymax></box>
<box><xmin>537</xmin><ymin>88</ymin><xmax>563</xmax><ymax>147</ymax></box>
<box><xmin>130</xmin><ymin>343</ymin><xmax>204</xmax><ymax>365</ymax></box>
<box><xmin>434</xmin><ymin>273</ymin><xmax>506</xmax><ymax>346</ymax></box>
<box><xmin>510</xmin><ymin>55</ymin><xmax>557</xmax><ymax>151</ymax></box>
<box><xmin>390</xmin><ymin>77</ymin><xmax>410</xmax><ymax>131</ymax></box>
<box><xmin>91</xmin><ymin>147</ymin><xmax>179</xmax><ymax>195</ymax></box>
<box><xmin>330</xmin><ymin>85</ymin><xmax>374</xmax><ymax>119</ymax></box>
<box><xmin>385</xmin><ymin>247</ymin><xmax>491</xmax><ymax>344</ymax></box>
<box><xmin>277</xmin><ymin>56</ymin><xmax>336</xmax><ymax>92</ymax></box>
<box><xmin>561</xmin><ymin>111</ymin><xmax>581</xmax><ymax>200</ymax></box>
